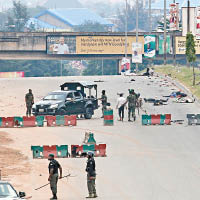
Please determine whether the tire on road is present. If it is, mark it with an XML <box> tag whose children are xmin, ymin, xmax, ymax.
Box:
<box><xmin>84</xmin><ymin>106</ymin><xmax>93</xmax><ymax>119</ymax></box>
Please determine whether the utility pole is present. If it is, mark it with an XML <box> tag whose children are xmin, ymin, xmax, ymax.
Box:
<box><xmin>60</xmin><ymin>60</ymin><xmax>63</xmax><ymax>76</ymax></box>
<box><xmin>101</xmin><ymin>59</ymin><xmax>104</xmax><ymax>75</ymax></box>
<box><xmin>125</xmin><ymin>0</ymin><xmax>128</xmax><ymax>57</ymax></box>
<box><xmin>173</xmin><ymin>0</ymin><xmax>176</xmax><ymax>67</ymax></box>
<box><xmin>187</xmin><ymin>0</ymin><xmax>190</xmax><ymax>33</ymax></box>
<box><xmin>149</xmin><ymin>0</ymin><xmax>152</xmax><ymax>34</ymax></box>
<box><xmin>164</xmin><ymin>0</ymin><xmax>167</xmax><ymax>65</ymax></box>
<box><xmin>136</xmin><ymin>0</ymin><xmax>139</xmax><ymax>72</ymax></box>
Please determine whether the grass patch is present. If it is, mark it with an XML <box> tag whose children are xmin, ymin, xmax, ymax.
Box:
<box><xmin>155</xmin><ymin>65</ymin><xmax>200</xmax><ymax>99</ymax></box>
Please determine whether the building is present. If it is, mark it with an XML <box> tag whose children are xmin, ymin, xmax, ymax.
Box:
<box><xmin>27</xmin><ymin>8</ymin><xmax>113</xmax><ymax>32</ymax></box>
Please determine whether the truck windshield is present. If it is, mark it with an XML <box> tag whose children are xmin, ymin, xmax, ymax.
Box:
<box><xmin>0</xmin><ymin>183</ymin><xmax>18</xmax><ymax>198</ymax></box>
<box><xmin>44</xmin><ymin>94</ymin><xmax>65</xmax><ymax>100</ymax></box>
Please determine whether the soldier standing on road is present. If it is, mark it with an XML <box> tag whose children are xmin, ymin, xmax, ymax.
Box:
<box><xmin>25</xmin><ymin>89</ymin><xmax>34</xmax><ymax>116</ymax></box>
<box><xmin>100</xmin><ymin>90</ymin><xmax>107</xmax><ymax>118</ymax></box>
<box><xmin>126</xmin><ymin>89</ymin><xmax>137</xmax><ymax>122</ymax></box>
<box><xmin>86</xmin><ymin>152</ymin><xmax>97</xmax><ymax>199</ymax></box>
<box><xmin>48</xmin><ymin>154</ymin><xmax>62</xmax><ymax>200</ymax></box>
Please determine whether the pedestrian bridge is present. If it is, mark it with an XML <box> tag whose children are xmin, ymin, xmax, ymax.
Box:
<box><xmin>0</xmin><ymin>31</ymin><xmax>181</xmax><ymax>60</ymax></box>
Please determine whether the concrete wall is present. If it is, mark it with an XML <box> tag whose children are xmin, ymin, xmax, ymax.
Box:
<box><xmin>0</xmin><ymin>32</ymin><xmax>46</xmax><ymax>51</ymax></box>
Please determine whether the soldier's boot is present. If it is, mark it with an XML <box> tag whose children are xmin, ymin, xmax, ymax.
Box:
<box><xmin>133</xmin><ymin>116</ymin><xmax>136</xmax><ymax>121</ymax></box>
<box><xmin>50</xmin><ymin>194</ymin><xmax>57</xmax><ymax>200</ymax></box>
<box><xmin>86</xmin><ymin>194</ymin><xmax>94</xmax><ymax>198</ymax></box>
<box><xmin>93</xmin><ymin>193</ymin><xmax>98</xmax><ymax>198</ymax></box>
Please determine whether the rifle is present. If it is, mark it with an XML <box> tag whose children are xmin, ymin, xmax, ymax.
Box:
<box><xmin>35</xmin><ymin>174</ymin><xmax>74</xmax><ymax>191</ymax></box>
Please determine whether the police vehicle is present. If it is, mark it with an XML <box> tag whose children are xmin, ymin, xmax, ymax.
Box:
<box><xmin>32</xmin><ymin>81</ymin><xmax>98</xmax><ymax>119</ymax></box>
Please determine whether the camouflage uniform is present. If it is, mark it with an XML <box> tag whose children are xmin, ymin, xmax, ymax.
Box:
<box><xmin>101</xmin><ymin>94</ymin><xmax>107</xmax><ymax>116</ymax></box>
<box><xmin>127</xmin><ymin>93</ymin><xmax>137</xmax><ymax>121</ymax></box>
<box><xmin>86</xmin><ymin>157</ymin><xmax>97</xmax><ymax>198</ymax></box>
<box><xmin>25</xmin><ymin>92</ymin><xmax>34</xmax><ymax>116</ymax></box>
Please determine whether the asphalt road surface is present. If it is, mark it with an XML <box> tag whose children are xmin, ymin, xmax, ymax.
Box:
<box><xmin>1</xmin><ymin>74</ymin><xmax>200</xmax><ymax>200</ymax></box>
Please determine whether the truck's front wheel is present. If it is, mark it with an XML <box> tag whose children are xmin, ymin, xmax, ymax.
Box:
<box><xmin>84</xmin><ymin>107</ymin><xmax>93</xmax><ymax>119</ymax></box>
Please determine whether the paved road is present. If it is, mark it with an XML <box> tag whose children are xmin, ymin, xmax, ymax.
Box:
<box><xmin>1</xmin><ymin>75</ymin><xmax>200</xmax><ymax>200</ymax></box>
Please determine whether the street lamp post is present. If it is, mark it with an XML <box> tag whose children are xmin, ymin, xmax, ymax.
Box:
<box><xmin>136</xmin><ymin>0</ymin><xmax>139</xmax><ymax>72</ymax></box>
<box><xmin>125</xmin><ymin>0</ymin><xmax>128</xmax><ymax>57</ymax></box>
<box><xmin>164</xmin><ymin>0</ymin><xmax>167</xmax><ymax>65</ymax></box>
<box><xmin>149</xmin><ymin>0</ymin><xmax>152</xmax><ymax>34</ymax></box>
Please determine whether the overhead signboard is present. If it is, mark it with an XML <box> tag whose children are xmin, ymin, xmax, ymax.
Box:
<box><xmin>47</xmin><ymin>36</ymin><xmax>76</xmax><ymax>54</ymax></box>
<box><xmin>144</xmin><ymin>35</ymin><xmax>156</xmax><ymax>58</ymax></box>
<box><xmin>120</xmin><ymin>57</ymin><xmax>130</xmax><ymax>73</ymax></box>
<box><xmin>132</xmin><ymin>42</ymin><xmax>142</xmax><ymax>63</ymax></box>
<box><xmin>76</xmin><ymin>36</ymin><xmax>144</xmax><ymax>54</ymax></box>
<box><xmin>176</xmin><ymin>36</ymin><xmax>200</xmax><ymax>54</ymax></box>
<box><xmin>196</xmin><ymin>7</ymin><xmax>200</xmax><ymax>40</ymax></box>
<box><xmin>47</xmin><ymin>35</ymin><xmax>144</xmax><ymax>55</ymax></box>
<box><xmin>169</xmin><ymin>3</ymin><xmax>179</xmax><ymax>31</ymax></box>
<box><xmin>159</xmin><ymin>35</ymin><xmax>171</xmax><ymax>54</ymax></box>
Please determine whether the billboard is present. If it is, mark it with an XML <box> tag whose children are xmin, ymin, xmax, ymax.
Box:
<box><xmin>159</xmin><ymin>35</ymin><xmax>171</xmax><ymax>54</ymax></box>
<box><xmin>196</xmin><ymin>7</ymin><xmax>200</xmax><ymax>40</ymax></box>
<box><xmin>47</xmin><ymin>35</ymin><xmax>144</xmax><ymax>55</ymax></box>
<box><xmin>169</xmin><ymin>3</ymin><xmax>179</xmax><ymax>31</ymax></box>
<box><xmin>132</xmin><ymin>43</ymin><xmax>142</xmax><ymax>63</ymax></box>
<box><xmin>47</xmin><ymin>36</ymin><xmax>76</xmax><ymax>54</ymax></box>
<box><xmin>144</xmin><ymin>35</ymin><xmax>156</xmax><ymax>58</ymax></box>
<box><xmin>0</xmin><ymin>72</ymin><xmax>24</xmax><ymax>78</ymax></box>
<box><xmin>176</xmin><ymin>36</ymin><xmax>200</xmax><ymax>54</ymax></box>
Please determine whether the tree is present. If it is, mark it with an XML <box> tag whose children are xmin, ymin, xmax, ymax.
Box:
<box><xmin>186</xmin><ymin>32</ymin><xmax>196</xmax><ymax>86</ymax></box>
<box><xmin>74</xmin><ymin>21</ymin><xmax>108</xmax><ymax>32</ymax></box>
<box><xmin>116</xmin><ymin>2</ymin><xmax>149</xmax><ymax>32</ymax></box>
<box><xmin>7</xmin><ymin>1</ymin><xmax>29</xmax><ymax>32</ymax></box>
<box><xmin>83</xmin><ymin>60</ymin><xmax>118</xmax><ymax>76</ymax></box>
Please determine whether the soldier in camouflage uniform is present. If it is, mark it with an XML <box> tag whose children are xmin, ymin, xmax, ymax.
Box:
<box><xmin>25</xmin><ymin>89</ymin><xmax>34</xmax><ymax>116</ymax></box>
<box><xmin>126</xmin><ymin>89</ymin><xmax>137</xmax><ymax>121</ymax></box>
<box><xmin>100</xmin><ymin>90</ymin><xmax>107</xmax><ymax>118</ymax></box>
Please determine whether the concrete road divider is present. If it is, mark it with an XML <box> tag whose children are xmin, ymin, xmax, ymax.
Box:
<box><xmin>187</xmin><ymin>114</ymin><xmax>200</xmax><ymax>125</ymax></box>
<box><xmin>142</xmin><ymin>114</ymin><xmax>171</xmax><ymax>125</ymax></box>
<box><xmin>23</xmin><ymin>116</ymin><xmax>36</xmax><ymax>127</ymax></box>
<box><xmin>104</xmin><ymin>109</ymin><xmax>114</xmax><ymax>126</ymax></box>
<box><xmin>31</xmin><ymin>145</ymin><xmax>69</xmax><ymax>158</ymax></box>
<box><xmin>0</xmin><ymin>115</ymin><xmax>77</xmax><ymax>128</ymax></box>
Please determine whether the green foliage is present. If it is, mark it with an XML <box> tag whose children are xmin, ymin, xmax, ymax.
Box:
<box><xmin>83</xmin><ymin>60</ymin><xmax>118</xmax><ymax>76</ymax></box>
<box><xmin>116</xmin><ymin>3</ymin><xmax>149</xmax><ymax>31</ymax></box>
<box><xmin>0</xmin><ymin>60</ymin><xmax>80</xmax><ymax>77</ymax></box>
<box><xmin>74</xmin><ymin>21</ymin><xmax>108</xmax><ymax>32</ymax></box>
<box><xmin>7</xmin><ymin>1</ymin><xmax>29</xmax><ymax>32</ymax></box>
<box><xmin>186</xmin><ymin>32</ymin><xmax>196</xmax><ymax>63</ymax></box>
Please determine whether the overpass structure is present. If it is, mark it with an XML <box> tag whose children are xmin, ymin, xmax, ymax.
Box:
<box><xmin>0</xmin><ymin>31</ymin><xmax>188</xmax><ymax>60</ymax></box>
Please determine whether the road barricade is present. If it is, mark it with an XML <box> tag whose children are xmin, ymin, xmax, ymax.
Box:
<box><xmin>46</xmin><ymin>116</ymin><xmax>56</xmax><ymax>127</ymax></box>
<box><xmin>71</xmin><ymin>145</ymin><xmax>83</xmax><ymax>157</ymax></box>
<box><xmin>64</xmin><ymin>115</ymin><xmax>77</xmax><ymax>126</ymax></box>
<box><xmin>36</xmin><ymin>116</ymin><xmax>45</xmax><ymax>127</ymax></box>
<box><xmin>87</xmin><ymin>133</ymin><xmax>96</xmax><ymax>144</ymax></box>
<box><xmin>187</xmin><ymin>114</ymin><xmax>200</xmax><ymax>125</ymax></box>
<box><xmin>56</xmin><ymin>115</ymin><xmax>65</xmax><ymax>126</ymax></box>
<box><xmin>31</xmin><ymin>146</ymin><xmax>44</xmax><ymax>158</ymax></box>
<box><xmin>142</xmin><ymin>114</ymin><xmax>171</xmax><ymax>125</ymax></box>
<box><xmin>95</xmin><ymin>144</ymin><xmax>106</xmax><ymax>157</ymax></box>
<box><xmin>14</xmin><ymin>117</ymin><xmax>23</xmax><ymax>127</ymax></box>
<box><xmin>1</xmin><ymin>117</ymin><xmax>14</xmax><ymax>128</ymax></box>
<box><xmin>43</xmin><ymin>145</ymin><xmax>57</xmax><ymax>158</ymax></box>
<box><xmin>23</xmin><ymin>116</ymin><xmax>36</xmax><ymax>127</ymax></box>
<box><xmin>104</xmin><ymin>109</ymin><xmax>114</xmax><ymax>126</ymax></box>
<box><xmin>56</xmin><ymin>145</ymin><xmax>69</xmax><ymax>158</ymax></box>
